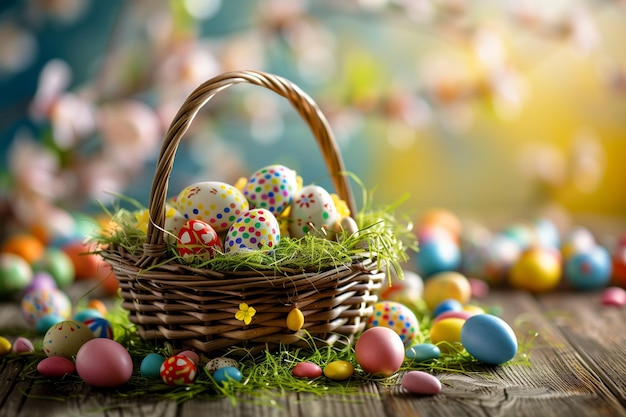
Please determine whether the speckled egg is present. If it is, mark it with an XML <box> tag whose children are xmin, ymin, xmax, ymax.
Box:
<box><xmin>176</xmin><ymin>181</ymin><xmax>249</xmax><ymax>232</ymax></box>
<box><xmin>21</xmin><ymin>287</ymin><xmax>72</xmax><ymax>327</ymax></box>
<box><xmin>289</xmin><ymin>185</ymin><xmax>337</xmax><ymax>238</ymax></box>
<box><xmin>43</xmin><ymin>320</ymin><xmax>95</xmax><ymax>358</ymax></box>
<box><xmin>243</xmin><ymin>164</ymin><xmax>298</xmax><ymax>215</ymax></box>
<box><xmin>205</xmin><ymin>357</ymin><xmax>239</xmax><ymax>374</ymax></box>
<box><xmin>224</xmin><ymin>209</ymin><xmax>280</xmax><ymax>253</ymax></box>
<box><xmin>367</xmin><ymin>301</ymin><xmax>419</xmax><ymax>346</ymax></box>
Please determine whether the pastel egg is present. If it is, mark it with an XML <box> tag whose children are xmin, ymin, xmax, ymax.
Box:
<box><xmin>178</xmin><ymin>350</ymin><xmax>200</xmax><ymax>364</ymax></box>
<box><xmin>32</xmin><ymin>248</ymin><xmax>75</xmax><ymax>288</ymax></box>
<box><xmin>73</xmin><ymin>308</ymin><xmax>104</xmax><ymax>323</ymax></box>
<box><xmin>160</xmin><ymin>354</ymin><xmax>198</xmax><ymax>386</ymax></box>
<box><xmin>43</xmin><ymin>320</ymin><xmax>95</xmax><ymax>358</ymax></box>
<box><xmin>205</xmin><ymin>357</ymin><xmax>239</xmax><ymax>374</ymax></box>
<box><xmin>76</xmin><ymin>339</ymin><xmax>133</xmax><ymax>388</ymax></box>
<box><xmin>293</xmin><ymin>362</ymin><xmax>323</xmax><ymax>378</ymax></box>
<box><xmin>401</xmin><ymin>371</ymin><xmax>442</xmax><ymax>395</ymax></box>
<box><xmin>1</xmin><ymin>234</ymin><xmax>45</xmax><ymax>264</ymax></box>
<box><xmin>21</xmin><ymin>287</ymin><xmax>72</xmax><ymax>327</ymax></box>
<box><xmin>510</xmin><ymin>247</ymin><xmax>561</xmax><ymax>293</ymax></box>
<box><xmin>355</xmin><ymin>327</ymin><xmax>405</xmax><ymax>376</ymax></box>
<box><xmin>0</xmin><ymin>336</ymin><xmax>11</xmax><ymax>356</ymax></box>
<box><xmin>243</xmin><ymin>164</ymin><xmax>298</xmax><ymax>215</ymax></box>
<box><xmin>461</xmin><ymin>314</ymin><xmax>518</xmax><ymax>365</ymax></box>
<box><xmin>213</xmin><ymin>366</ymin><xmax>242</xmax><ymax>385</ymax></box>
<box><xmin>600</xmin><ymin>286</ymin><xmax>626</xmax><ymax>307</ymax></box>
<box><xmin>422</xmin><ymin>271</ymin><xmax>472</xmax><ymax>311</ymax></box>
<box><xmin>24</xmin><ymin>272</ymin><xmax>57</xmax><ymax>294</ymax></box>
<box><xmin>177</xmin><ymin>219</ymin><xmax>223</xmax><ymax>262</ymax></box>
<box><xmin>379</xmin><ymin>270</ymin><xmax>424</xmax><ymax>305</ymax></box>
<box><xmin>564</xmin><ymin>245</ymin><xmax>612</xmax><ymax>291</ymax></box>
<box><xmin>140</xmin><ymin>353</ymin><xmax>166</xmax><ymax>378</ymax></box>
<box><xmin>36</xmin><ymin>314</ymin><xmax>66</xmax><ymax>334</ymax></box>
<box><xmin>433</xmin><ymin>299</ymin><xmax>464</xmax><ymax>318</ymax></box>
<box><xmin>430</xmin><ymin>317</ymin><xmax>465</xmax><ymax>353</ymax></box>
<box><xmin>286</xmin><ymin>307</ymin><xmax>304</xmax><ymax>331</ymax></box>
<box><xmin>367</xmin><ymin>301</ymin><xmax>419</xmax><ymax>346</ymax></box>
<box><xmin>84</xmin><ymin>317</ymin><xmax>114</xmax><ymax>339</ymax></box>
<box><xmin>176</xmin><ymin>181</ymin><xmax>249</xmax><ymax>232</ymax></box>
<box><xmin>405</xmin><ymin>343</ymin><xmax>440</xmax><ymax>362</ymax></box>
<box><xmin>289</xmin><ymin>185</ymin><xmax>338</xmax><ymax>238</ymax></box>
<box><xmin>13</xmin><ymin>337</ymin><xmax>35</xmax><ymax>355</ymax></box>
<box><xmin>37</xmin><ymin>356</ymin><xmax>76</xmax><ymax>378</ymax></box>
<box><xmin>224</xmin><ymin>209</ymin><xmax>280</xmax><ymax>253</ymax></box>
<box><xmin>323</xmin><ymin>360</ymin><xmax>354</xmax><ymax>380</ymax></box>
<box><xmin>0</xmin><ymin>253</ymin><xmax>33</xmax><ymax>299</ymax></box>
<box><xmin>432</xmin><ymin>310</ymin><xmax>475</xmax><ymax>324</ymax></box>
<box><xmin>413</xmin><ymin>232</ymin><xmax>461</xmax><ymax>278</ymax></box>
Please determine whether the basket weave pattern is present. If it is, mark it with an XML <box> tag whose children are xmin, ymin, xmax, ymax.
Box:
<box><xmin>100</xmin><ymin>70</ymin><xmax>385</xmax><ymax>355</ymax></box>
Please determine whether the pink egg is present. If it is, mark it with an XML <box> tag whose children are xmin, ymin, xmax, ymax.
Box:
<box><xmin>600</xmin><ymin>287</ymin><xmax>626</xmax><ymax>307</ymax></box>
<box><xmin>75</xmin><ymin>339</ymin><xmax>133</xmax><ymax>388</ymax></box>
<box><xmin>401</xmin><ymin>371</ymin><xmax>442</xmax><ymax>395</ymax></box>
<box><xmin>37</xmin><ymin>356</ymin><xmax>76</xmax><ymax>378</ymax></box>
<box><xmin>293</xmin><ymin>362</ymin><xmax>323</xmax><ymax>379</ymax></box>
<box><xmin>432</xmin><ymin>310</ymin><xmax>475</xmax><ymax>324</ymax></box>
<box><xmin>355</xmin><ymin>327</ymin><xmax>404</xmax><ymax>376</ymax></box>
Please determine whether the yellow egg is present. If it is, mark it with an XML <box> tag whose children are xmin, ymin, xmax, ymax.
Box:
<box><xmin>0</xmin><ymin>336</ymin><xmax>12</xmax><ymax>356</ymax></box>
<box><xmin>323</xmin><ymin>360</ymin><xmax>354</xmax><ymax>380</ymax></box>
<box><xmin>463</xmin><ymin>305</ymin><xmax>485</xmax><ymax>314</ymax></box>
<box><xmin>509</xmin><ymin>248</ymin><xmax>561</xmax><ymax>293</ymax></box>
<box><xmin>423</xmin><ymin>271</ymin><xmax>472</xmax><ymax>311</ymax></box>
<box><xmin>286</xmin><ymin>308</ymin><xmax>304</xmax><ymax>331</ymax></box>
<box><xmin>430</xmin><ymin>317</ymin><xmax>465</xmax><ymax>353</ymax></box>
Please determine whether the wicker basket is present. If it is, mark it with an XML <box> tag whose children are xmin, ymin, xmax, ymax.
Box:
<box><xmin>100</xmin><ymin>70</ymin><xmax>387</xmax><ymax>356</ymax></box>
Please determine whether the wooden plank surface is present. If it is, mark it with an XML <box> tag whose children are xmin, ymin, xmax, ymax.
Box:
<box><xmin>1</xmin><ymin>290</ymin><xmax>625</xmax><ymax>417</ymax></box>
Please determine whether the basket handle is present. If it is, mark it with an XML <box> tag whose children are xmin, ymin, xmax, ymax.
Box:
<box><xmin>141</xmin><ymin>70</ymin><xmax>355</xmax><ymax>265</ymax></box>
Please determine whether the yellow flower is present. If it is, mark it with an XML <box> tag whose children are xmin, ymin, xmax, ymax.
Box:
<box><xmin>134</xmin><ymin>206</ymin><xmax>179</xmax><ymax>233</ymax></box>
<box><xmin>234</xmin><ymin>176</ymin><xmax>248</xmax><ymax>192</ymax></box>
<box><xmin>331</xmin><ymin>193</ymin><xmax>350</xmax><ymax>220</ymax></box>
<box><xmin>235</xmin><ymin>303</ymin><xmax>256</xmax><ymax>325</ymax></box>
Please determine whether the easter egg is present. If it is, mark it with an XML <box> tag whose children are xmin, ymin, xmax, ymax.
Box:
<box><xmin>60</xmin><ymin>241</ymin><xmax>101</xmax><ymax>281</ymax></box>
<box><xmin>433</xmin><ymin>298</ymin><xmax>464</xmax><ymax>318</ymax></box>
<box><xmin>379</xmin><ymin>270</ymin><xmax>423</xmax><ymax>305</ymax></box>
<box><xmin>74</xmin><ymin>308</ymin><xmax>104</xmax><ymax>323</ymax></box>
<box><xmin>213</xmin><ymin>366</ymin><xmax>242</xmax><ymax>385</ymax></box>
<box><xmin>561</xmin><ymin>227</ymin><xmax>595</xmax><ymax>260</ymax></box>
<box><xmin>0</xmin><ymin>336</ymin><xmax>12</xmax><ymax>356</ymax></box>
<box><xmin>432</xmin><ymin>310</ymin><xmax>475</xmax><ymax>324</ymax></box>
<box><xmin>205</xmin><ymin>357</ymin><xmax>239</xmax><ymax>374</ymax></box>
<box><xmin>0</xmin><ymin>253</ymin><xmax>33</xmax><ymax>299</ymax></box>
<box><xmin>84</xmin><ymin>317</ymin><xmax>114</xmax><ymax>339</ymax></box>
<box><xmin>406</xmin><ymin>343</ymin><xmax>441</xmax><ymax>362</ymax></box>
<box><xmin>177</xmin><ymin>219</ymin><xmax>223</xmax><ymax>262</ymax></box>
<box><xmin>564</xmin><ymin>245</ymin><xmax>612</xmax><ymax>291</ymax></box>
<box><xmin>413</xmin><ymin>233</ymin><xmax>461</xmax><ymax>277</ymax></box>
<box><xmin>600</xmin><ymin>287</ymin><xmax>626</xmax><ymax>307</ymax></box>
<box><xmin>178</xmin><ymin>350</ymin><xmax>200</xmax><ymax>364</ymax></box>
<box><xmin>37</xmin><ymin>356</ymin><xmax>76</xmax><ymax>378</ymax></box>
<box><xmin>367</xmin><ymin>301</ymin><xmax>419</xmax><ymax>346</ymax></box>
<box><xmin>430</xmin><ymin>317</ymin><xmax>465</xmax><ymax>353</ymax></box>
<box><xmin>76</xmin><ymin>338</ymin><xmax>133</xmax><ymax>388</ymax></box>
<box><xmin>509</xmin><ymin>247</ymin><xmax>561</xmax><ymax>293</ymax></box>
<box><xmin>224</xmin><ymin>209</ymin><xmax>280</xmax><ymax>253</ymax></box>
<box><xmin>43</xmin><ymin>320</ymin><xmax>95</xmax><ymax>358</ymax></box>
<box><xmin>13</xmin><ymin>337</ymin><xmax>35</xmax><ymax>355</ymax></box>
<box><xmin>293</xmin><ymin>362</ymin><xmax>323</xmax><ymax>378</ymax></box>
<box><xmin>243</xmin><ymin>164</ymin><xmax>298</xmax><ymax>215</ymax></box>
<box><xmin>176</xmin><ymin>181</ymin><xmax>248</xmax><ymax>232</ymax></box>
<box><xmin>289</xmin><ymin>185</ymin><xmax>338</xmax><ymax>238</ymax></box>
<box><xmin>401</xmin><ymin>371</ymin><xmax>442</xmax><ymax>395</ymax></box>
<box><xmin>36</xmin><ymin>314</ymin><xmax>66</xmax><ymax>334</ymax></box>
<box><xmin>286</xmin><ymin>307</ymin><xmax>304</xmax><ymax>331</ymax></box>
<box><xmin>163</xmin><ymin>205</ymin><xmax>187</xmax><ymax>244</ymax></box>
<box><xmin>323</xmin><ymin>360</ymin><xmax>354</xmax><ymax>380</ymax></box>
<box><xmin>87</xmin><ymin>299</ymin><xmax>108</xmax><ymax>316</ymax></box>
<box><xmin>1</xmin><ymin>234</ymin><xmax>45</xmax><ymax>264</ymax></box>
<box><xmin>160</xmin><ymin>355</ymin><xmax>198</xmax><ymax>386</ymax></box>
<box><xmin>461</xmin><ymin>314</ymin><xmax>518</xmax><ymax>365</ymax></box>
<box><xmin>418</xmin><ymin>208</ymin><xmax>462</xmax><ymax>241</ymax></box>
<box><xmin>355</xmin><ymin>327</ymin><xmax>405</xmax><ymax>376</ymax></box>
<box><xmin>140</xmin><ymin>353</ymin><xmax>166</xmax><ymax>378</ymax></box>
<box><xmin>21</xmin><ymin>287</ymin><xmax>71</xmax><ymax>327</ymax></box>
<box><xmin>32</xmin><ymin>248</ymin><xmax>75</xmax><ymax>288</ymax></box>
<box><xmin>422</xmin><ymin>271</ymin><xmax>472</xmax><ymax>311</ymax></box>
<box><xmin>24</xmin><ymin>271</ymin><xmax>57</xmax><ymax>294</ymax></box>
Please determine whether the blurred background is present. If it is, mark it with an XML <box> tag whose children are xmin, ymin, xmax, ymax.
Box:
<box><xmin>1</xmin><ymin>0</ymin><xmax>625</xmax><ymax>238</ymax></box>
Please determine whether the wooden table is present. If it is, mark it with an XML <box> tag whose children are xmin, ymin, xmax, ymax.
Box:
<box><xmin>1</xmin><ymin>289</ymin><xmax>625</xmax><ymax>417</ymax></box>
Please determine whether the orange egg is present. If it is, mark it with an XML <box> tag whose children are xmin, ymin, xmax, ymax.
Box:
<box><xmin>87</xmin><ymin>299</ymin><xmax>108</xmax><ymax>316</ymax></box>
<box><xmin>95</xmin><ymin>261</ymin><xmax>119</xmax><ymax>297</ymax></box>
<box><xmin>1</xmin><ymin>234</ymin><xmax>45</xmax><ymax>264</ymax></box>
<box><xmin>61</xmin><ymin>241</ymin><xmax>101</xmax><ymax>281</ymax></box>
<box><xmin>418</xmin><ymin>208</ymin><xmax>462</xmax><ymax>241</ymax></box>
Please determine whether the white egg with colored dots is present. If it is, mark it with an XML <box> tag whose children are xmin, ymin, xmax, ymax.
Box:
<box><xmin>175</xmin><ymin>181</ymin><xmax>248</xmax><ymax>233</ymax></box>
<box><xmin>244</xmin><ymin>164</ymin><xmax>298</xmax><ymax>215</ymax></box>
<box><xmin>289</xmin><ymin>185</ymin><xmax>338</xmax><ymax>238</ymax></box>
<box><xmin>224</xmin><ymin>209</ymin><xmax>280</xmax><ymax>253</ymax></box>
<box><xmin>366</xmin><ymin>301</ymin><xmax>419</xmax><ymax>346</ymax></box>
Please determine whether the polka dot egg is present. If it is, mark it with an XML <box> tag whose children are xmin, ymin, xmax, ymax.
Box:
<box><xmin>367</xmin><ymin>301</ymin><xmax>419</xmax><ymax>346</ymax></box>
<box><xmin>176</xmin><ymin>181</ymin><xmax>248</xmax><ymax>233</ymax></box>
<box><xmin>289</xmin><ymin>184</ymin><xmax>338</xmax><ymax>238</ymax></box>
<box><xmin>244</xmin><ymin>164</ymin><xmax>298</xmax><ymax>215</ymax></box>
<box><xmin>225</xmin><ymin>209</ymin><xmax>280</xmax><ymax>253</ymax></box>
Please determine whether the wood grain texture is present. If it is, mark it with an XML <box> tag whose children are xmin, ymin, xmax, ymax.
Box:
<box><xmin>1</xmin><ymin>290</ymin><xmax>626</xmax><ymax>417</ymax></box>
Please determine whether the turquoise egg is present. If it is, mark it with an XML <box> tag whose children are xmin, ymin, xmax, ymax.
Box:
<box><xmin>73</xmin><ymin>308</ymin><xmax>104</xmax><ymax>323</ymax></box>
<box><xmin>405</xmin><ymin>343</ymin><xmax>441</xmax><ymax>362</ymax></box>
<box><xmin>461</xmin><ymin>314</ymin><xmax>518</xmax><ymax>365</ymax></box>
<box><xmin>140</xmin><ymin>353</ymin><xmax>166</xmax><ymax>378</ymax></box>
<box><xmin>564</xmin><ymin>245</ymin><xmax>611</xmax><ymax>291</ymax></box>
<box><xmin>213</xmin><ymin>366</ymin><xmax>242</xmax><ymax>385</ymax></box>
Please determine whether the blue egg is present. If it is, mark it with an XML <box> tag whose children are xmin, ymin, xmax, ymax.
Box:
<box><xmin>461</xmin><ymin>314</ymin><xmax>517</xmax><ymax>365</ymax></box>
<box><xmin>405</xmin><ymin>343</ymin><xmax>441</xmax><ymax>362</ymax></box>
<box><xmin>73</xmin><ymin>308</ymin><xmax>103</xmax><ymax>323</ymax></box>
<box><xmin>564</xmin><ymin>246</ymin><xmax>612</xmax><ymax>291</ymax></box>
<box><xmin>140</xmin><ymin>353</ymin><xmax>166</xmax><ymax>378</ymax></box>
<box><xmin>414</xmin><ymin>237</ymin><xmax>460</xmax><ymax>278</ymax></box>
<box><xmin>35</xmin><ymin>314</ymin><xmax>65</xmax><ymax>334</ymax></box>
<box><xmin>433</xmin><ymin>299</ymin><xmax>463</xmax><ymax>318</ymax></box>
<box><xmin>84</xmin><ymin>317</ymin><xmax>114</xmax><ymax>338</ymax></box>
<box><xmin>213</xmin><ymin>366</ymin><xmax>242</xmax><ymax>385</ymax></box>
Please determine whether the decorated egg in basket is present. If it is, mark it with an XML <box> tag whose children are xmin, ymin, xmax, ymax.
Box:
<box><xmin>289</xmin><ymin>185</ymin><xmax>338</xmax><ymax>238</ymax></box>
<box><xmin>177</xmin><ymin>220</ymin><xmax>223</xmax><ymax>262</ymax></box>
<box><xmin>224</xmin><ymin>209</ymin><xmax>280</xmax><ymax>253</ymax></box>
<box><xmin>175</xmin><ymin>181</ymin><xmax>248</xmax><ymax>232</ymax></box>
<box><xmin>243</xmin><ymin>164</ymin><xmax>298</xmax><ymax>215</ymax></box>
